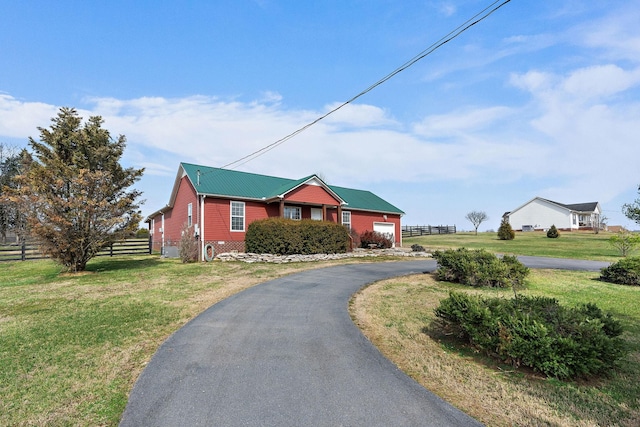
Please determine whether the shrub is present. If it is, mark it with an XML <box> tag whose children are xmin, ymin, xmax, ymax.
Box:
<box><xmin>411</xmin><ymin>243</ymin><xmax>425</xmax><ymax>252</ymax></box>
<box><xmin>608</xmin><ymin>229</ymin><xmax>640</xmax><ymax>257</ymax></box>
<box><xmin>434</xmin><ymin>292</ymin><xmax>626</xmax><ymax>380</ymax></box>
<box><xmin>348</xmin><ymin>227</ymin><xmax>361</xmax><ymax>249</ymax></box>
<box><xmin>245</xmin><ymin>218</ymin><xmax>349</xmax><ymax>255</ymax></box>
<box><xmin>432</xmin><ymin>248</ymin><xmax>529</xmax><ymax>288</ymax></box>
<box><xmin>135</xmin><ymin>228</ymin><xmax>150</xmax><ymax>238</ymax></box>
<box><xmin>546</xmin><ymin>224</ymin><xmax>559</xmax><ymax>238</ymax></box>
<box><xmin>600</xmin><ymin>257</ymin><xmax>640</xmax><ymax>286</ymax></box>
<box><xmin>179</xmin><ymin>223</ymin><xmax>199</xmax><ymax>263</ymax></box>
<box><xmin>497</xmin><ymin>218</ymin><xmax>515</xmax><ymax>240</ymax></box>
<box><xmin>359</xmin><ymin>230</ymin><xmax>393</xmax><ymax>249</ymax></box>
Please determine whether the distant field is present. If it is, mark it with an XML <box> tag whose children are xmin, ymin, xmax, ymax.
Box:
<box><xmin>403</xmin><ymin>230</ymin><xmax>623</xmax><ymax>261</ymax></box>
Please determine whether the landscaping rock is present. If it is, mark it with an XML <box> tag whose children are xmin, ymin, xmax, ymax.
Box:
<box><xmin>215</xmin><ymin>248</ymin><xmax>431</xmax><ymax>263</ymax></box>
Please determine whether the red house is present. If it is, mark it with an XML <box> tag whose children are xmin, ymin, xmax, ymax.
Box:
<box><xmin>146</xmin><ymin>163</ymin><xmax>404</xmax><ymax>259</ymax></box>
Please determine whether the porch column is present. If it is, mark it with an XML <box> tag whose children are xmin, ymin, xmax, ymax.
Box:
<box><xmin>322</xmin><ymin>204</ymin><xmax>327</xmax><ymax>221</ymax></box>
<box><xmin>279</xmin><ymin>199</ymin><xmax>285</xmax><ymax>218</ymax></box>
<box><xmin>337</xmin><ymin>205</ymin><xmax>342</xmax><ymax>225</ymax></box>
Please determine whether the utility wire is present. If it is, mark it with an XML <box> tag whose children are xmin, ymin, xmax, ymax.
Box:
<box><xmin>218</xmin><ymin>0</ymin><xmax>512</xmax><ymax>171</ymax></box>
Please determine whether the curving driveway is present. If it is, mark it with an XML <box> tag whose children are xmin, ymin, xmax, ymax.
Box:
<box><xmin>119</xmin><ymin>257</ymin><xmax>608</xmax><ymax>426</ymax></box>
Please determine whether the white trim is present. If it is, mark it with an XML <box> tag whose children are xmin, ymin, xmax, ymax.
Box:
<box><xmin>161</xmin><ymin>213</ymin><xmax>165</xmax><ymax>255</ymax></box>
<box><xmin>342</xmin><ymin>210</ymin><xmax>351</xmax><ymax>229</ymax></box>
<box><xmin>200</xmin><ymin>195</ymin><xmax>205</xmax><ymax>261</ymax></box>
<box><xmin>230</xmin><ymin>200</ymin><xmax>245</xmax><ymax>232</ymax></box>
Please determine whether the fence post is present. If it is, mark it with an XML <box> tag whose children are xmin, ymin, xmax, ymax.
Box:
<box><xmin>109</xmin><ymin>243</ymin><xmax>114</xmax><ymax>257</ymax></box>
<box><xmin>21</xmin><ymin>239</ymin><xmax>26</xmax><ymax>261</ymax></box>
<box><xmin>148</xmin><ymin>235</ymin><xmax>152</xmax><ymax>254</ymax></box>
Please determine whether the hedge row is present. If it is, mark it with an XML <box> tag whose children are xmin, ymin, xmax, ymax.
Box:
<box><xmin>434</xmin><ymin>292</ymin><xmax>626</xmax><ymax>379</ymax></box>
<box><xmin>245</xmin><ymin>218</ymin><xmax>350</xmax><ymax>255</ymax></box>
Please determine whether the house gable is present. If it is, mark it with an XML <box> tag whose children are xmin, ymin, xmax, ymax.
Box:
<box><xmin>283</xmin><ymin>184</ymin><xmax>342</xmax><ymax>205</ymax></box>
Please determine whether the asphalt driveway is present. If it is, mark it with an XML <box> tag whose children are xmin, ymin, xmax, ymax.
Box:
<box><xmin>119</xmin><ymin>257</ymin><xmax>609</xmax><ymax>426</ymax></box>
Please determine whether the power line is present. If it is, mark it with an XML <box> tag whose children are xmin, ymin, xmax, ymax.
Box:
<box><xmin>216</xmin><ymin>0</ymin><xmax>512</xmax><ymax>172</ymax></box>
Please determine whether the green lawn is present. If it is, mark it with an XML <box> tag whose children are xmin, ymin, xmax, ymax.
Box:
<box><xmin>0</xmin><ymin>233</ymin><xmax>638</xmax><ymax>426</ymax></box>
<box><xmin>404</xmin><ymin>230</ymin><xmax>623</xmax><ymax>261</ymax></box>
<box><xmin>0</xmin><ymin>256</ymin><xmax>360</xmax><ymax>426</ymax></box>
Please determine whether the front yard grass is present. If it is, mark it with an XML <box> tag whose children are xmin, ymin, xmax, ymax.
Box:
<box><xmin>350</xmin><ymin>269</ymin><xmax>640</xmax><ymax>426</ymax></box>
<box><xmin>1</xmin><ymin>230</ymin><xmax>637</xmax><ymax>426</ymax></box>
<box><xmin>0</xmin><ymin>255</ymin><xmax>365</xmax><ymax>426</ymax></box>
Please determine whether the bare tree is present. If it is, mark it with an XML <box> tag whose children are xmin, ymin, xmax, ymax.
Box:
<box><xmin>465</xmin><ymin>211</ymin><xmax>488</xmax><ymax>235</ymax></box>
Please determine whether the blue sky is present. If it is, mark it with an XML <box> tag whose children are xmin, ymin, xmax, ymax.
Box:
<box><xmin>2</xmin><ymin>1</ymin><xmax>640</xmax><ymax>231</ymax></box>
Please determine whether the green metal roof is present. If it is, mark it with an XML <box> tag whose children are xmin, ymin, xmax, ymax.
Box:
<box><xmin>329</xmin><ymin>185</ymin><xmax>404</xmax><ymax>214</ymax></box>
<box><xmin>180</xmin><ymin>162</ymin><xmax>404</xmax><ymax>214</ymax></box>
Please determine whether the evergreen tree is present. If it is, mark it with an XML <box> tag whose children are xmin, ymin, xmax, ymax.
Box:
<box><xmin>547</xmin><ymin>224</ymin><xmax>559</xmax><ymax>238</ymax></box>
<box><xmin>8</xmin><ymin>108</ymin><xmax>144</xmax><ymax>271</ymax></box>
<box><xmin>0</xmin><ymin>144</ymin><xmax>28</xmax><ymax>243</ymax></box>
<box><xmin>497</xmin><ymin>217</ymin><xmax>515</xmax><ymax>240</ymax></box>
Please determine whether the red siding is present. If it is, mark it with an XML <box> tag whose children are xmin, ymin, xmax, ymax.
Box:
<box><xmin>203</xmin><ymin>197</ymin><xmax>279</xmax><ymax>242</ymax></box>
<box><xmin>327</xmin><ymin>208</ymin><xmax>402</xmax><ymax>245</ymax></box>
<box><xmin>284</xmin><ymin>184</ymin><xmax>340</xmax><ymax>205</ymax></box>
<box><xmin>148</xmin><ymin>176</ymin><xmax>198</xmax><ymax>251</ymax></box>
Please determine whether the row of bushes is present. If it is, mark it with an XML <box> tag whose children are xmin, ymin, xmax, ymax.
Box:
<box><xmin>434</xmin><ymin>292</ymin><xmax>626</xmax><ymax>379</ymax></box>
<box><xmin>245</xmin><ymin>219</ymin><xmax>396</xmax><ymax>255</ymax></box>
<box><xmin>245</xmin><ymin>218</ymin><xmax>350</xmax><ymax>255</ymax></box>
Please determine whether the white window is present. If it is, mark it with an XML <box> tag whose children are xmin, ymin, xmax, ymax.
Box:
<box><xmin>187</xmin><ymin>203</ymin><xmax>193</xmax><ymax>227</ymax></box>
<box><xmin>231</xmin><ymin>201</ymin><xmax>245</xmax><ymax>231</ymax></box>
<box><xmin>284</xmin><ymin>206</ymin><xmax>301</xmax><ymax>220</ymax></box>
<box><xmin>342</xmin><ymin>211</ymin><xmax>351</xmax><ymax>229</ymax></box>
<box><xmin>310</xmin><ymin>208</ymin><xmax>323</xmax><ymax>221</ymax></box>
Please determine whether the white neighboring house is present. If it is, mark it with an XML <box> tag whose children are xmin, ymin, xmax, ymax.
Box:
<box><xmin>505</xmin><ymin>197</ymin><xmax>602</xmax><ymax>231</ymax></box>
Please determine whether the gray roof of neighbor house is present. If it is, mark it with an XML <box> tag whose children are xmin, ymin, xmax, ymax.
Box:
<box><xmin>153</xmin><ymin>163</ymin><xmax>404</xmax><ymax>217</ymax></box>
<box><xmin>538</xmin><ymin>198</ymin><xmax>599</xmax><ymax>213</ymax></box>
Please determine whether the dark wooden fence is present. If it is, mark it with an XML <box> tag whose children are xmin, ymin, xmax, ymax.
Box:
<box><xmin>402</xmin><ymin>225</ymin><xmax>456</xmax><ymax>238</ymax></box>
<box><xmin>96</xmin><ymin>238</ymin><xmax>152</xmax><ymax>257</ymax></box>
<box><xmin>0</xmin><ymin>239</ymin><xmax>46</xmax><ymax>262</ymax></box>
<box><xmin>0</xmin><ymin>237</ymin><xmax>151</xmax><ymax>262</ymax></box>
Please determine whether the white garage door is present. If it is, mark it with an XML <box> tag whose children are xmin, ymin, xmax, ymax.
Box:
<box><xmin>373</xmin><ymin>222</ymin><xmax>395</xmax><ymax>247</ymax></box>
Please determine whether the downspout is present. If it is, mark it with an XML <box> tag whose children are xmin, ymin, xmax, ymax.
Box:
<box><xmin>200</xmin><ymin>195</ymin><xmax>205</xmax><ymax>261</ymax></box>
<box><xmin>161</xmin><ymin>213</ymin><xmax>165</xmax><ymax>256</ymax></box>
